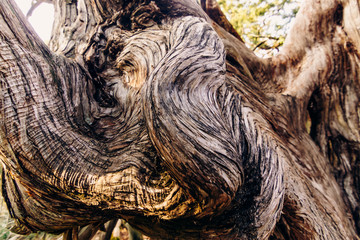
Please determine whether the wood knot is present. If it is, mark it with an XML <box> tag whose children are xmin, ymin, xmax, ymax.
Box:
<box><xmin>130</xmin><ymin>1</ymin><xmax>163</xmax><ymax>29</ymax></box>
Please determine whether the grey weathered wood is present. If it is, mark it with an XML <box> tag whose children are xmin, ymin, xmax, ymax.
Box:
<box><xmin>0</xmin><ymin>0</ymin><xmax>359</xmax><ymax>239</ymax></box>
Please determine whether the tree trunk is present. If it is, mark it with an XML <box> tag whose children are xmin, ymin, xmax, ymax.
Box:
<box><xmin>0</xmin><ymin>0</ymin><xmax>359</xmax><ymax>239</ymax></box>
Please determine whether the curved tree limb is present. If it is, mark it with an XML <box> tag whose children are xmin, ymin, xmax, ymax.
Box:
<box><xmin>0</xmin><ymin>0</ymin><xmax>359</xmax><ymax>239</ymax></box>
<box><xmin>0</xmin><ymin>0</ymin><xmax>193</xmax><ymax>234</ymax></box>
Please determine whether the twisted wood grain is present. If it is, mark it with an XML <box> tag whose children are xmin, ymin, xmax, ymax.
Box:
<box><xmin>0</xmin><ymin>0</ymin><xmax>359</xmax><ymax>239</ymax></box>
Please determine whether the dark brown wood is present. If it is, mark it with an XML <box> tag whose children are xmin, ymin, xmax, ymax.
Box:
<box><xmin>0</xmin><ymin>0</ymin><xmax>359</xmax><ymax>239</ymax></box>
<box><xmin>200</xmin><ymin>0</ymin><xmax>243</xmax><ymax>41</ymax></box>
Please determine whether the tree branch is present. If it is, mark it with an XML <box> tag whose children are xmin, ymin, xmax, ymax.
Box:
<box><xmin>199</xmin><ymin>0</ymin><xmax>243</xmax><ymax>41</ymax></box>
<box><xmin>1</xmin><ymin>0</ymin><xmax>359</xmax><ymax>238</ymax></box>
<box><xmin>26</xmin><ymin>0</ymin><xmax>53</xmax><ymax>19</ymax></box>
<box><xmin>0</xmin><ymin>0</ymin><xmax>192</xmax><ymax>235</ymax></box>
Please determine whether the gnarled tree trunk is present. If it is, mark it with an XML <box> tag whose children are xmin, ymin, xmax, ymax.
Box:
<box><xmin>0</xmin><ymin>0</ymin><xmax>359</xmax><ymax>239</ymax></box>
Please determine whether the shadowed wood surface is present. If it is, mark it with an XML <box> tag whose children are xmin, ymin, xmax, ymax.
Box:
<box><xmin>0</xmin><ymin>0</ymin><xmax>359</xmax><ymax>239</ymax></box>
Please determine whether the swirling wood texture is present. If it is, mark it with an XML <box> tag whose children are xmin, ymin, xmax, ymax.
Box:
<box><xmin>0</xmin><ymin>0</ymin><xmax>359</xmax><ymax>239</ymax></box>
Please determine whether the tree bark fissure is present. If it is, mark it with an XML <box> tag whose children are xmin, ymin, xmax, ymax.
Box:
<box><xmin>0</xmin><ymin>0</ymin><xmax>359</xmax><ymax>239</ymax></box>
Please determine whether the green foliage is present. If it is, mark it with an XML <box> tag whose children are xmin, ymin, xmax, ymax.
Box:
<box><xmin>217</xmin><ymin>0</ymin><xmax>299</xmax><ymax>56</ymax></box>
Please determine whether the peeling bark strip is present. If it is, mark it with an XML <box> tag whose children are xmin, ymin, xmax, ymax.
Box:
<box><xmin>0</xmin><ymin>0</ymin><xmax>360</xmax><ymax>239</ymax></box>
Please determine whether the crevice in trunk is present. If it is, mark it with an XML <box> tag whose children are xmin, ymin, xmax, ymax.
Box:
<box><xmin>307</xmin><ymin>88</ymin><xmax>324</xmax><ymax>145</ymax></box>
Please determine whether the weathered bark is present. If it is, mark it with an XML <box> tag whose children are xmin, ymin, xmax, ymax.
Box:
<box><xmin>0</xmin><ymin>0</ymin><xmax>359</xmax><ymax>239</ymax></box>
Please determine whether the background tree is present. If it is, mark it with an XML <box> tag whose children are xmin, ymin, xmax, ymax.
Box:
<box><xmin>217</xmin><ymin>0</ymin><xmax>299</xmax><ymax>55</ymax></box>
<box><xmin>0</xmin><ymin>0</ymin><xmax>359</xmax><ymax>239</ymax></box>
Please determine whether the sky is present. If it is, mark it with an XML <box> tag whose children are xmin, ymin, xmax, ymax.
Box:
<box><xmin>13</xmin><ymin>0</ymin><xmax>54</xmax><ymax>42</ymax></box>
